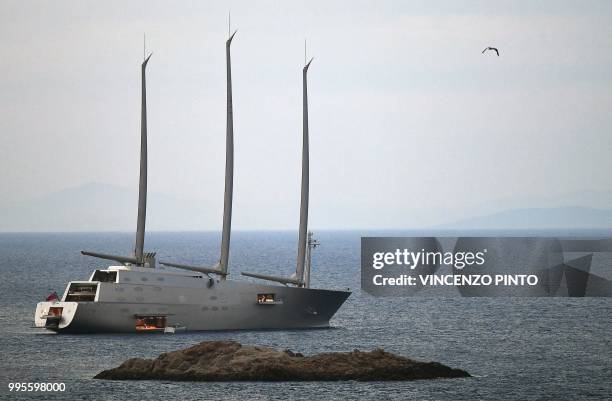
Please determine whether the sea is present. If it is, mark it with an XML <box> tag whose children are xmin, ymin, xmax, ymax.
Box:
<box><xmin>0</xmin><ymin>230</ymin><xmax>610</xmax><ymax>400</ymax></box>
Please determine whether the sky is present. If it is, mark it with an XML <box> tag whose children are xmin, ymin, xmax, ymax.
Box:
<box><xmin>1</xmin><ymin>0</ymin><xmax>612</xmax><ymax>230</ymax></box>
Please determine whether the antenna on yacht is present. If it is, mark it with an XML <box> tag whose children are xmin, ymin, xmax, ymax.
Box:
<box><xmin>303</xmin><ymin>231</ymin><xmax>320</xmax><ymax>288</ymax></box>
<box><xmin>81</xmin><ymin>47</ymin><xmax>155</xmax><ymax>268</ymax></box>
<box><xmin>160</xmin><ymin>25</ymin><xmax>236</xmax><ymax>277</ymax></box>
<box><xmin>242</xmin><ymin>50</ymin><xmax>315</xmax><ymax>288</ymax></box>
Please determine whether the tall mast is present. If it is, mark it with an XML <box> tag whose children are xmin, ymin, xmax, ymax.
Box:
<box><xmin>295</xmin><ymin>57</ymin><xmax>313</xmax><ymax>284</ymax></box>
<box><xmin>81</xmin><ymin>48</ymin><xmax>156</xmax><ymax>267</ymax></box>
<box><xmin>159</xmin><ymin>29</ymin><xmax>236</xmax><ymax>276</ymax></box>
<box><xmin>241</xmin><ymin>54</ymin><xmax>319</xmax><ymax>287</ymax></box>
<box><xmin>134</xmin><ymin>52</ymin><xmax>152</xmax><ymax>263</ymax></box>
<box><xmin>219</xmin><ymin>30</ymin><xmax>237</xmax><ymax>278</ymax></box>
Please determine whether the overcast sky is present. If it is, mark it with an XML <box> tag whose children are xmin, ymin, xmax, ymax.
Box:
<box><xmin>1</xmin><ymin>0</ymin><xmax>612</xmax><ymax>229</ymax></box>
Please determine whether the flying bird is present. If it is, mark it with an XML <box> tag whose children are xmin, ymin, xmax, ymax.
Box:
<box><xmin>482</xmin><ymin>47</ymin><xmax>499</xmax><ymax>56</ymax></box>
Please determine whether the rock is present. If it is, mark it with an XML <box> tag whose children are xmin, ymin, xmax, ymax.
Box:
<box><xmin>94</xmin><ymin>340</ymin><xmax>469</xmax><ymax>381</ymax></box>
<box><xmin>283</xmin><ymin>349</ymin><xmax>303</xmax><ymax>357</ymax></box>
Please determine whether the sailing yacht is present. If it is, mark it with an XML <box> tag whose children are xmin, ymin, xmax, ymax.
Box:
<box><xmin>34</xmin><ymin>34</ymin><xmax>350</xmax><ymax>333</ymax></box>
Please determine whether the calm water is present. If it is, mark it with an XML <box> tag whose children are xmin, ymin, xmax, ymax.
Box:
<box><xmin>0</xmin><ymin>231</ymin><xmax>610</xmax><ymax>400</ymax></box>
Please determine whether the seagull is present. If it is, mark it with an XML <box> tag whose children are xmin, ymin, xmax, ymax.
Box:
<box><xmin>482</xmin><ymin>47</ymin><xmax>499</xmax><ymax>56</ymax></box>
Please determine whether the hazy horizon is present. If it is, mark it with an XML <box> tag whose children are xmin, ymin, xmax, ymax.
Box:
<box><xmin>2</xmin><ymin>181</ymin><xmax>612</xmax><ymax>232</ymax></box>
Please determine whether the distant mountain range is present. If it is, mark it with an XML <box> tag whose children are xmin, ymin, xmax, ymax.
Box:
<box><xmin>443</xmin><ymin>207</ymin><xmax>612</xmax><ymax>230</ymax></box>
<box><xmin>0</xmin><ymin>183</ymin><xmax>217</xmax><ymax>232</ymax></box>
<box><xmin>1</xmin><ymin>183</ymin><xmax>611</xmax><ymax>232</ymax></box>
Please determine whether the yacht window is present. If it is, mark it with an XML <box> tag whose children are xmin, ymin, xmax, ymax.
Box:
<box><xmin>48</xmin><ymin>307</ymin><xmax>63</xmax><ymax>316</ymax></box>
<box><xmin>65</xmin><ymin>283</ymin><xmax>98</xmax><ymax>302</ymax></box>
<box><xmin>91</xmin><ymin>270</ymin><xmax>117</xmax><ymax>283</ymax></box>
<box><xmin>257</xmin><ymin>294</ymin><xmax>276</xmax><ymax>304</ymax></box>
<box><xmin>135</xmin><ymin>315</ymin><xmax>167</xmax><ymax>332</ymax></box>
